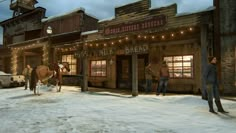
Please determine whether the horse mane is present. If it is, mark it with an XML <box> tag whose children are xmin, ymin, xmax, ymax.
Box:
<box><xmin>62</xmin><ymin>62</ymin><xmax>70</xmax><ymax>72</ymax></box>
<box><xmin>52</xmin><ymin>63</ymin><xmax>60</xmax><ymax>78</ymax></box>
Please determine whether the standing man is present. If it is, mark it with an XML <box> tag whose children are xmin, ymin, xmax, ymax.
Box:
<box><xmin>145</xmin><ymin>63</ymin><xmax>154</xmax><ymax>94</ymax></box>
<box><xmin>157</xmin><ymin>61</ymin><xmax>169</xmax><ymax>96</ymax></box>
<box><xmin>204</xmin><ymin>56</ymin><xmax>228</xmax><ymax>114</ymax></box>
<box><xmin>22</xmin><ymin>64</ymin><xmax>32</xmax><ymax>90</ymax></box>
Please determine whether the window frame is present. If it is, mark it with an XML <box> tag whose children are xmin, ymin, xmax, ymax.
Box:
<box><xmin>164</xmin><ymin>55</ymin><xmax>194</xmax><ymax>79</ymax></box>
<box><xmin>61</xmin><ymin>54</ymin><xmax>77</xmax><ymax>75</ymax></box>
<box><xmin>90</xmin><ymin>60</ymin><xmax>107</xmax><ymax>77</ymax></box>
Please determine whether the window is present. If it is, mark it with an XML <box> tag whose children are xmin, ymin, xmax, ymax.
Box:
<box><xmin>62</xmin><ymin>54</ymin><xmax>77</xmax><ymax>75</ymax></box>
<box><xmin>90</xmin><ymin>60</ymin><xmax>107</xmax><ymax>77</ymax></box>
<box><xmin>164</xmin><ymin>55</ymin><xmax>193</xmax><ymax>78</ymax></box>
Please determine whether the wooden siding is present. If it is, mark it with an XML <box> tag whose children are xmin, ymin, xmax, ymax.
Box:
<box><xmin>99</xmin><ymin>2</ymin><xmax>201</xmax><ymax>36</ymax></box>
<box><xmin>42</xmin><ymin>11</ymin><xmax>98</xmax><ymax>37</ymax></box>
<box><xmin>115</xmin><ymin>0</ymin><xmax>151</xmax><ymax>17</ymax></box>
<box><xmin>0</xmin><ymin>8</ymin><xmax>45</xmax><ymax>46</ymax></box>
<box><xmin>82</xmin><ymin>14</ymin><xmax>98</xmax><ymax>32</ymax></box>
<box><xmin>43</xmin><ymin>13</ymin><xmax>82</xmax><ymax>36</ymax></box>
<box><xmin>219</xmin><ymin>0</ymin><xmax>236</xmax><ymax>94</ymax></box>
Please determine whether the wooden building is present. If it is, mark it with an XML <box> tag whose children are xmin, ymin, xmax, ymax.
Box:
<box><xmin>0</xmin><ymin>45</ymin><xmax>11</xmax><ymax>73</ymax></box>
<box><xmin>0</xmin><ymin>4</ymin><xmax>45</xmax><ymax>74</ymax></box>
<box><xmin>2</xmin><ymin>0</ymin><xmax>234</xmax><ymax>95</ymax></box>
<box><xmin>73</xmin><ymin>0</ymin><xmax>215</xmax><ymax>95</ymax></box>
<box><xmin>214</xmin><ymin>0</ymin><xmax>236</xmax><ymax>95</ymax></box>
<box><xmin>41</xmin><ymin>8</ymin><xmax>98</xmax><ymax>85</ymax></box>
<box><xmin>0</xmin><ymin>1</ymin><xmax>98</xmax><ymax>86</ymax></box>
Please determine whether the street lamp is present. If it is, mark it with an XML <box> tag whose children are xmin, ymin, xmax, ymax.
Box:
<box><xmin>46</xmin><ymin>26</ymin><xmax>53</xmax><ymax>35</ymax></box>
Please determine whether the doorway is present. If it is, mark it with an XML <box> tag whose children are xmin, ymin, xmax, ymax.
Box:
<box><xmin>116</xmin><ymin>54</ymin><xmax>149</xmax><ymax>90</ymax></box>
<box><xmin>116</xmin><ymin>55</ymin><xmax>132</xmax><ymax>89</ymax></box>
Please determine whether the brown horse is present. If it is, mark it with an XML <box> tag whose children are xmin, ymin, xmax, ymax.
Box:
<box><xmin>30</xmin><ymin>62</ymin><xmax>70</xmax><ymax>95</ymax></box>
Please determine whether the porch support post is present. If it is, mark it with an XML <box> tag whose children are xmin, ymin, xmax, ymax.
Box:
<box><xmin>201</xmin><ymin>24</ymin><xmax>208</xmax><ymax>98</ymax></box>
<box><xmin>82</xmin><ymin>56</ymin><xmax>88</xmax><ymax>91</ymax></box>
<box><xmin>132</xmin><ymin>53</ymin><xmax>138</xmax><ymax>96</ymax></box>
<box><xmin>42</xmin><ymin>44</ymin><xmax>49</xmax><ymax>65</ymax></box>
<box><xmin>11</xmin><ymin>48</ymin><xmax>19</xmax><ymax>75</ymax></box>
<box><xmin>235</xmin><ymin>47</ymin><xmax>236</xmax><ymax>88</ymax></box>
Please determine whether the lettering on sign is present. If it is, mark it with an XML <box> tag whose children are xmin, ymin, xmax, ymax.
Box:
<box><xmin>75</xmin><ymin>48</ymin><xmax>115</xmax><ymax>58</ymax></box>
<box><xmin>104</xmin><ymin>15</ymin><xmax>166</xmax><ymax>35</ymax></box>
<box><xmin>125</xmin><ymin>45</ymin><xmax>149</xmax><ymax>55</ymax></box>
<box><xmin>74</xmin><ymin>50</ymin><xmax>88</xmax><ymax>58</ymax></box>
<box><xmin>98</xmin><ymin>48</ymin><xmax>115</xmax><ymax>56</ymax></box>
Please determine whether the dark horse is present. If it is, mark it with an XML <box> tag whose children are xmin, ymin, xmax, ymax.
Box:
<box><xmin>30</xmin><ymin>62</ymin><xmax>70</xmax><ymax>95</ymax></box>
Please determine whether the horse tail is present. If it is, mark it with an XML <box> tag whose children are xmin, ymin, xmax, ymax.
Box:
<box><xmin>30</xmin><ymin>67</ymin><xmax>37</xmax><ymax>91</ymax></box>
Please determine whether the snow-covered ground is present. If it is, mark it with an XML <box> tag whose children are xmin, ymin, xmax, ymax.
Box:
<box><xmin>0</xmin><ymin>86</ymin><xmax>236</xmax><ymax>133</ymax></box>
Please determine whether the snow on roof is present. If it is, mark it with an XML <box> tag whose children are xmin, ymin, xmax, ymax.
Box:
<box><xmin>149</xmin><ymin>3</ymin><xmax>176</xmax><ymax>11</ymax></box>
<box><xmin>175</xmin><ymin>6</ymin><xmax>215</xmax><ymax>17</ymax></box>
<box><xmin>115</xmin><ymin>0</ymin><xmax>142</xmax><ymax>8</ymax></box>
<box><xmin>41</xmin><ymin>7</ymin><xmax>98</xmax><ymax>22</ymax></box>
<box><xmin>81</xmin><ymin>30</ymin><xmax>98</xmax><ymax>35</ymax></box>
<box><xmin>42</xmin><ymin>7</ymin><xmax>85</xmax><ymax>22</ymax></box>
<box><xmin>84</xmin><ymin>12</ymin><xmax>99</xmax><ymax>20</ymax></box>
<box><xmin>99</xmin><ymin>0</ymin><xmax>145</xmax><ymax>23</ymax></box>
<box><xmin>98</xmin><ymin>17</ymin><xmax>115</xmax><ymax>23</ymax></box>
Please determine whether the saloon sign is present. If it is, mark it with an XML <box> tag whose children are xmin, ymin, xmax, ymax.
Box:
<box><xmin>104</xmin><ymin>15</ymin><xmax>166</xmax><ymax>35</ymax></box>
<box><xmin>75</xmin><ymin>47</ymin><xmax>115</xmax><ymax>58</ymax></box>
<box><xmin>125</xmin><ymin>45</ymin><xmax>149</xmax><ymax>55</ymax></box>
<box><xmin>75</xmin><ymin>45</ymin><xmax>148</xmax><ymax>58</ymax></box>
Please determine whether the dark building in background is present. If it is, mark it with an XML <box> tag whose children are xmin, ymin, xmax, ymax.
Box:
<box><xmin>0</xmin><ymin>0</ymin><xmax>42</xmax><ymax>73</ymax></box>
<box><xmin>214</xmin><ymin>0</ymin><xmax>236</xmax><ymax>95</ymax></box>
<box><xmin>0</xmin><ymin>7</ymin><xmax>46</xmax><ymax>74</ymax></box>
<box><xmin>0</xmin><ymin>1</ymin><xmax>98</xmax><ymax>78</ymax></box>
<box><xmin>0</xmin><ymin>45</ymin><xmax>11</xmax><ymax>73</ymax></box>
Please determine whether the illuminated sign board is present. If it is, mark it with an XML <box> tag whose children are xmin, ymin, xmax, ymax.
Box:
<box><xmin>103</xmin><ymin>15</ymin><xmax>166</xmax><ymax>35</ymax></box>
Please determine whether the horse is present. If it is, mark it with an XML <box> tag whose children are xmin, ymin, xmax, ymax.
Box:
<box><xmin>30</xmin><ymin>62</ymin><xmax>70</xmax><ymax>95</ymax></box>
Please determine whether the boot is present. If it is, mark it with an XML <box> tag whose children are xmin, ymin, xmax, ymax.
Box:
<box><xmin>215</xmin><ymin>100</ymin><xmax>229</xmax><ymax>113</ymax></box>
<box><xmin>208</xmin><ymin>101</ymin><xmax>217</xmax><ymax>114</ymax></box>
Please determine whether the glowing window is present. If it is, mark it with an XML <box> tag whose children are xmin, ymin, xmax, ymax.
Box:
<box><xmin>164</xmin><ymin>55</ymin><xmax>193</xmax><ymax>78</ymax></box>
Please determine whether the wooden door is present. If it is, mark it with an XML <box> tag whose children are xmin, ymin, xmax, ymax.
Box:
<box><xmin>116</xmin><ymin>55</ymin><xmax>132</xmax><ymax>89</ymax></box>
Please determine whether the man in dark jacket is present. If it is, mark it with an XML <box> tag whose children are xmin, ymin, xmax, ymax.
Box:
<box><xmin>204</xmin><ymin>56</ymin><xmax>228</xmax><ymax>114</ymax></box>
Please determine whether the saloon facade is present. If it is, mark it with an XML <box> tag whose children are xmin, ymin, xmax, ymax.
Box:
<box><xmin>73</xmin><ymin>0</ymin><xmax>214</xmax><ymax>95</ymax></box>
<box><xmin>1</xmin><ymin>0</ymin><xmax>235</xmax><ymax>95</ymax></box>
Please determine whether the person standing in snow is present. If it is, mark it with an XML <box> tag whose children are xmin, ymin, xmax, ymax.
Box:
<box><xmin>22</xmin><ymin>64</ymin><xmax>32</xmax><ymax>90</ymax></box>
<box><xmin>156</xmin><ymin>61</ymin><xmax>169</xmax><ymax>96</ymax></box>
<box><xmin>204</xmin><ymin>56</ymin><xmax>228</xmax><ymax>114</ymax></box>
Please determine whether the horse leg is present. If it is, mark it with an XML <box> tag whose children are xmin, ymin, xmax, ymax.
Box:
<box><xmin>58</xmin><ymin>82</ymin><xmax>61</xmax><ymax>92</ymax></box>
<box><xmin>58</xmin><ymin>75</ymin><xmax>62</xmax><ymax>92</ymax></box>
<box><xmin>33</xmin><ymin>81</ymin><xmax>38</xmax><ymax>95</ymax></box>
<box><xmin>54</xmin><ymin>78</ymin><xmax>61</xmax><ymax>92</ymax></box>
<box><xmin>55</xmin><ymin>80</ymin><xmax>59</xmax><ymax>92</ymax></box>
<box><xmin>36</xmin><ymin>80</ymin><xmax>41</xmax><ymax>96</ymax></box>
<box><xmin>34</xmin><ymin>87</ymin><xmax>36</xmax><ymax>95</ymax></box>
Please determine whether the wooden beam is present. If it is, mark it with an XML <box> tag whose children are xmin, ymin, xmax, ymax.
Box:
<box><xmin>150</xmin><ymin>38</ymin><xmax>199</xmax><ymax>46</ymax></box>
